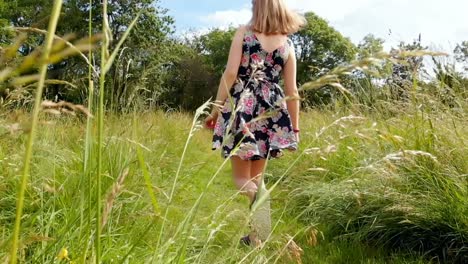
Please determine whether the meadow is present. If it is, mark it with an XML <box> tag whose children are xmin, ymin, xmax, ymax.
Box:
<box><xmin>1</xmin><ymin>0</ymin><xmax>467</xmax><ymax>263</ymax></box>
<box><xmin>1</xmin><ymin>97</ymin><xmax>466</xmax><ymax>263</ymax></box>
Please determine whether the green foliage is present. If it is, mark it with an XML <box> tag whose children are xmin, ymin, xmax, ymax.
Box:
<box><xmin>0</xmin><ymin>11</ymin><xmax>13</xmax><ymax>44</ymax></box>
<box><xmin>0</xmin><ymin>0</ymin><xmax>175</xmax><ymax>110</ymax></box>
<box><xmin>357</xmin><ymin>34</ymin><xmax>385</xmax><ymax>59</ymax></box>
<box><xmin>161</xmin><ymin>44</ymin><xmax>219</xmax><ymax>110</ymax></box>
<box><xmin>454</xmin><ymin>41</ymin><xmax>468</xmax><ymax>71</ymax></box>
<box><xmin>387</xmin><ymin>37</ymin><xmax>427</xmax><ymax>101</ymax></box>
<box><xmin>0</xmin><ymin>0</ymin><xmax>53</xmax><ymax>28</ymax></box>
<box><xmin>170</xmin><ymin>16</ymin><xmax>359</xmax><ymax>110</ymax></box>
<box><xmin>291</xmin><ymin>12</ymin><xmax>356</xmax><ymax>107</ymax></box>
<box><xmin>349</xmin><ymin>35</ymin><xmax>391</xmax><ymax>107</ymax></box>
<box><xmin>157</xmin><ymin>28</ymin><xmax>235</xmax><ymax>111</ymax></box>
<box><xmin>429</xmin><ymin>57</ymin><xmax>468</xmax><ymax>107</ymax></box>
<box><xmin>292</xmin><ymin>12</ymin><xmax>357</xmax><ymax>84</ymax></box>
<box><xmin>195</xmin><ymin>28</ymin><xmax>236</xmax><ymax>79</ymax></box>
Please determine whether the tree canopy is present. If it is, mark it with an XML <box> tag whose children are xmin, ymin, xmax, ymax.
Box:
<box><xmin>1</xmin><ymin>2</ymin><xmax>466</xmax><ymax>111</ymax></box>
<box><xmin>1</xmin><ymin>0</ymin><xmax>175</xmax><ymax>109</ymax></box>
<box><xmin>291</xmin><ymin>12</ymin><xmax>357</xmax><ymax>85</ymax></box>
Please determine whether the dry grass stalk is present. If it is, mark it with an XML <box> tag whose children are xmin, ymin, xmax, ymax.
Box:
<box><xmin>382</xmin><ymin>150</ymin><xmax>439</xmax><ymax>163</ymax></box>
<box><xmin>101</xmin><ymin>168</ymin><xmax>129</xmax><ymax>231</ymax></box>
<box><xmin>284</xmin><ymin>235</ymin><xmax>304</xmax><ymax>264</ymax></box>
<box><xmin>300</xmin><ymin>50</ymin><xmax>447</xmax><ymax>97</ymax></box>
<box><xmin>41</xmin><ymin>100</ymin><xmax>93</xmax><ymax>118</ymax></box>
<box><xmin>5</xmin><ymin>123</ymin><xmax>22</xmax><ymax>135</ymax></box>
<box><xmin>306</xmin><ymin>228</ymin><xmax>319</xmax><ymax>247</ymax></box>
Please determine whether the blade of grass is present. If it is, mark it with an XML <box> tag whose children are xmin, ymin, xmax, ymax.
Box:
<box><xmin>134</xmin><ymin>115</ymin><xmax>161</xmax><ymax>216</ymax></box>
<box><xmin>80</xmin><ymin>0</ymin><xmax>94</xmax><ymax>262</ymax></box>
<box><xmin>9</xmin><ymin>1</ymin><xmax>63</xmax><ymax>263</ymax></box>
<box><xmin>102</xmin><ymin>13</ymin><xmax>141</xmax><ymax>75</ymax></box>
<box><xmin>96</xmin><ymin>0</ymin><xmax>110</xmax><ymax>262</ymax></box>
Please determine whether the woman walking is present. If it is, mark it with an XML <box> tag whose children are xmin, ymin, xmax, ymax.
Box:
<box><xmin>205</xmin><ymin>0</ymin><xmax>305</xmax><ymax>245</ymax></box>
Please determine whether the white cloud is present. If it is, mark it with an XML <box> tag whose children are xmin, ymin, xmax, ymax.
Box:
<box><xmin>324</xmin><ymin>0</ymin><xmax>468</xmax><ymax>52</ymax></box>
<box><xmin>200</xmin><ymin>7</ymin><xmax>252</xmax><ymax>29</ymax></box>
<box><xmin>199</xmin><ymin>0</ymin><xmax>468</xmax><ymax>52</ymax></box>
<box><xmin>286</xmin><ymin>0</ymin><xmax>373</xmax><ymax>21</ymax></box>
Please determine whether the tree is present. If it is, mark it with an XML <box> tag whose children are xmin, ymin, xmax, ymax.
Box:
<box><xmin>350</xmin><ymin>34</ymin><xmax>389</xmax><ymax>107</ymax></box>
<box><xmin>161</xmin><ymin>44</ymin><xmax>219</xmax><ymax>110</ymax></box>
<box><xmin>0</xmin><ymin>0</ymin><xmax>175</xmax><ymax>109</ymax></box>
<box><xmin>290</xmin><ymin>12</ymin><xmax>356</xmax><ymax>107</ymax></box>
<box><xmin>357</xmin><ymin>34</ymin><xmax>384</xmax><ymax>60</ymax></box>
<box><xmin>454</xmin><ymin>41</ymin><xmax>468</xmax><ymax>72</ymax></box>
<box><xmin>194</xmin><ymin>28</ymin><xmax>236</xmax><ymax>79</ymax></box>
<box><xmin>387</xmin><ymin>36</ymin><xmax>427</xmax><ymax>101</ymax></box>
<box><xmin>291</xmin><ymin>12</ymin><xmax>357</xmax><ymax>85</ymax></box>
<box><xmin>356</xmin><ymin>34</ymin><xmax>389</xmax><ymax>79</ymax></box>
<box><xmin>156</xmin><ymin>28</ymin><xmax>235</xmax><ymax>111</ymax></box>
<box><xmin>184</xmin><ymin>17</ymin><xmax>358</xmax><ymax>108</ymax></box>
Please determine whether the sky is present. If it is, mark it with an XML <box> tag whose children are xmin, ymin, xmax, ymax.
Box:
<box><xmin>160</xmin><ymin>0</ymin><xmax>468</xmax><ymax>53</ymax></box>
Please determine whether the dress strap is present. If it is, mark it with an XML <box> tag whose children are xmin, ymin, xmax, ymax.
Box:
<box><xmin>244</xmin><ymin>27</ymin><xmax>255</xmax><ymax>38</ymax></box>
<box><xmin>281</xmin><ymin>37</ymin><xmax>294</xmax><ymax>62</ymax></box>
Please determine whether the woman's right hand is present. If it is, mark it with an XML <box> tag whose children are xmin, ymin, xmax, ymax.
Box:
<box><xmin>204</xmin><ymin>111</ymin><xmax>218</xmax><ymax>129</ymax></box>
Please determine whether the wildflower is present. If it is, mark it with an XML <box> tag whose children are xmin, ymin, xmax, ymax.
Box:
<box><xmin>57</xmin><ymin>247</ymin><xmax>70</xmax><ymax>261</ymax></box>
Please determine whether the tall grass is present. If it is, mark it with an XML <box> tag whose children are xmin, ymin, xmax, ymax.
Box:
<box><xmin>286</xmin><ymin>91</ymin><xmax>467</xmax><ymax>263</ymax></box>
<box><xmin>95</xmin><ymin>0</ymin><xmax>109</xmax><ymax>260</ymax></box>
<box><xmin>0</xmin><ymin>3</ymin><xmax>466</xmax><ymax>264</ymax></box>
<box><xmin>80</xmin><ymin>0</ymin><xmax>94</xmax><ymax>261</ymax></box>
<box><xmin>2</xmin><ymin>109</ymin><xmax>449</xmax><ymax>263</ymax></box>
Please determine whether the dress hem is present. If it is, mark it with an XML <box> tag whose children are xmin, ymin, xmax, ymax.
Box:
<box><xmin>212</xmin><ymin>142</ymin><xmax>299</xmax><ymax>161</ymax></box>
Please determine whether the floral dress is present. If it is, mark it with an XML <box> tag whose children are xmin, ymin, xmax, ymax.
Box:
<box><xmin>212</xmin><ymin>29</ymin><xmax>298</xmax><ymax>160</ymax></box>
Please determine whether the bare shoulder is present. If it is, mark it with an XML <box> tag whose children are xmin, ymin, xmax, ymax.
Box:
<box><xmin>236</xmin><ymin>25</ymin><xmax>249</xmax><ymax>35</ymax></box>
<box><xmin>230</xmin><ymin>25</ymin><xmax>248</xmax><ymax>43</ymax></box>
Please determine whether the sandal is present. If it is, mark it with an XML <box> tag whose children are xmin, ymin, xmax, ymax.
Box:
<box><xmin>240</xmin><ymin>235</ymin><xmax>251</xmax><ymax>246</ymax></box>
<box><xmin>249</xmin><ymin>192</ymin><xmax>257</xmax><ymax>210</ymax></box>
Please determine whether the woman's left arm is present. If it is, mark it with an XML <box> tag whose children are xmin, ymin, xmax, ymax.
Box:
<box><xmin>283</xmin><ymin>44</ymin><xmax>300</xmax><ymax>138</ymax></box>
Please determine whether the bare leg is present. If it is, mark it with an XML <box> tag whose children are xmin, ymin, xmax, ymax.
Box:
<box><xmin>248</xmin><ymin>159</ymin><xmax>268</xmax><ymax>245</ymax></box>
<box><xmin>231</xmin><ymin>156</ymin><xmax>257</xmax><ymax>203</ymax></box>
<box><xmin>250</xmin><ymin>159</ymin><xmax>267</xmax><ymax>187</ymax></box>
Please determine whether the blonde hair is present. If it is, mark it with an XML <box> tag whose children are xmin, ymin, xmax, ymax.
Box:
<box><xmin>250</xmin><ymin>0</ymin><xmax>306</xmax><ymax>35</ymax></box>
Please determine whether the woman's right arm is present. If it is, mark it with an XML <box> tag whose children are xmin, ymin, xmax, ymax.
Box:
<box><xmin>212</xmin><ymin>26</ymin><xmax>246</xmax><ymax>108</ymax></box>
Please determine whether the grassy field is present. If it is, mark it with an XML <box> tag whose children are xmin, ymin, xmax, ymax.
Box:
<box><xmin>2</xmin><ymin>1</ymin><xmax>466</xmax><ymax>262</ymax></box>
<box><xmin>1</xmin><ymin>100</ymin><xmax>466</xmax><ymax>263</ymax></box>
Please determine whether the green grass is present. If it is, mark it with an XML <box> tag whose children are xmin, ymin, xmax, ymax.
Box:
<box><xmin>1</xmin><ymin>1</ymin><xmax>466</xmax><ymax>262</ymax></box>
<box><xmin>0</xmin><ymin>2</ymin><xmax>466</xmax><ymax>262</ymax></box>
<box><xmin>2</xmin><ymin>104</ymin><xmax>465</xmax><ymax>263</ymax></box>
